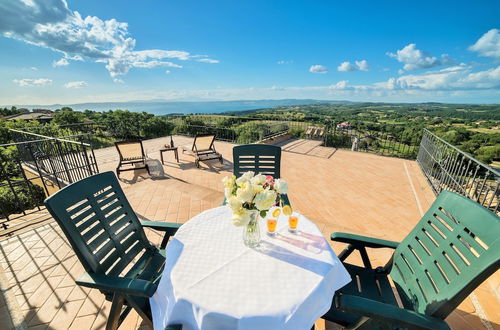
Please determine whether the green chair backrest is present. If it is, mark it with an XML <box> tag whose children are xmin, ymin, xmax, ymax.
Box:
<box><xmin>233</xmin><ymin>144</ymin><xmax>282</xmax><ymax>178</ymax></box>
<box><xmin>389</xmin><ymin>190</ymin><xmax>500</xmax><ymax>318</ymax></box>
<box><xmin>44</xmin><ymin>171</ymin><xmax>152</xmax><ymax>277</ymax></box>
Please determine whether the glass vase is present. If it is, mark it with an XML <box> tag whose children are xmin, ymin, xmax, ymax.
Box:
<box><xmin>243</xmin><ymin>211</ymin><xmax>261</xmax><ymax>248</ymax></box>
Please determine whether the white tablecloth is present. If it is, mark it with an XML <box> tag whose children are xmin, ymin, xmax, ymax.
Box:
<box><xmin>150</xmin><ymin>206</ymin><xmax>351</xmax><ymax>330</ymax></box>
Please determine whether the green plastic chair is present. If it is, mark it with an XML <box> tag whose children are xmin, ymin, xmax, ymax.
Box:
<box><xmin>323</xmin><ymin>190</ymin><xmax>499</xmax><ymax>329</ymax></box>
<box><xmin>232</xmin><ymin>144</ymin><xmax>290</xmax><ymax>205</ymax></box>
<box><xmin>44</xmin><ymin>171</ymin><xmax>182</xmax><ymax>330</ymax></box>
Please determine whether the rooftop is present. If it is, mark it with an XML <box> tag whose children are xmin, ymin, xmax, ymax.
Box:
<box><xmin>0</xmin><ymin>136</ymin><xmax>498</xmax><ymax>330</ymax></box>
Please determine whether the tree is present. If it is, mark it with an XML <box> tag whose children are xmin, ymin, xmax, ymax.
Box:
<box><xmin>142</xmin><ymin>116</ymin><xmax>174</xmax><ymax>138</ymax></box>
<box><xmin>53</xmin><ymin>111</ymin><xmax>86</xmax><ymax>125</ymax></box>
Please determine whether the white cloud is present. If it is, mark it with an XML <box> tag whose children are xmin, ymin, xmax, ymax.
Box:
<box><xmin>0</xmin><ymin>0</ymin><xmax>217</xmax><ymax>79</ymax></box>
<box><xmin>64</xmin><ymin>81</ymin><xmax>87</xmax><ymax>88</ymax></box>
<box><xmin>387</xmin><ymin>44</ymin><xmax>452</xmax><ymax>70</ymax></box>
<box><xmin>375</xmin><ymin>64</ymin><xmax>500</xmax><ymax>91</ymax></box>
<box><xmin>277</xmin><ymin>60</ymin><xmax>293</xmax><ymax>65</ymax></box>
<box><xmin>13</xmin><ymin>78</ymin><xmax>52</xmax><ymax>86</ymax></box>
<box><xmin>30</xmin><ymin>66</ymin><xmax>38</xmax><ymax>70</ymax></box>
<box><xmin>309</xmin><ymin>64</ymin><xmax>328</xmax><ymax>73</ymax></box>
<box><xmin>337</xmin><ymin>61</ymin><xmax>356</xmax><ymax>72</ymax></box>
<box><xmin>469</xmin><ymin>29</ymin><xmax>500</xmax><ymax>58</ymax></box>
<box><xmin>329</xmin><ymin>80</ymin><xmax>349</xmax><ymax>90</ymax></box>
<box><xmin>338</xmin><ymin>60</ymin><xmax>370</xmax><ymax>72</ymax></box>
<box><xmin>196</xmin><ymin>58</ymin><xmax>219</xmax><ymax>64</ymax></box>
<box><xmin>165</xmin><ymin>70</ymin><xmax>170</xmax><ymax>74</ymax></box>
<box><xmin>132</xmin><ymin>60</ymin><xmax>182</xmax><ymax>68</ymax></box>
<box><xmin>52</xmin><ymin>57</ymin><xmax>69</xmax><ymax>67</ymax></box>
<box><xmin>355</xmin><ymin>60</ymin><xmax>370</xmax><ymax>71</ymax></box>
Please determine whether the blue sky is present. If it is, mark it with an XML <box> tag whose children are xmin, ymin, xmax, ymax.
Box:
<box><xmin>0</xmin><ymin>0</ymin><xmax>499</xmax><ymax>105</ymax></box>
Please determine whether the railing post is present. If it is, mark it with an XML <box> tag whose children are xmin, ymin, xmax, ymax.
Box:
<box><xmin>54</xmin><ymin>139</ymin><xmax>73</xmax><ymax>184</ymax></box>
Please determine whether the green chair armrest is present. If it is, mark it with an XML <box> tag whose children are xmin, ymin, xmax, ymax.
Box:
<box><xmin>76</xmin><ymin>272</ymin><xmax>158</xmax><ymax>298</ymax></box>
<box><xmin>141</xmin><ymin>220</ymin><xmax>182</xmax><ymax>233</ymax></box>
<box><xmin>141</xmin><ymin>221</ymin><xmax>182</xmax><ymax>249</ymax></box>
<box><xmin>331</xmin><ymin>232</ymin><xmax>400</xmax><ymax>249</ymax></box>
<box><xmin>336</xmin><ymin>294</ymin><xmax>450</xmax><ymax>330</ymax></box>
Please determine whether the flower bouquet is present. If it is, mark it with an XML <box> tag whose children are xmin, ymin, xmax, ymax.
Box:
<box><xmin>222</xmin><ymin>171</ymin><xmax>288</xmax><ymax>247</ymax></box>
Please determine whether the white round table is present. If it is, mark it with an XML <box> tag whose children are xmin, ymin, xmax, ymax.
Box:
<box><xmin>150</xmin><ymin>206</ymin><xmax>351</xmax><ymax>330</ymax></box>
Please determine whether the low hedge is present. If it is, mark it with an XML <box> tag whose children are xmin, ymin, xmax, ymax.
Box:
<box><xmin>0</xmin><ymin>182</ymin><xmax>46</xmax><ymax>218</ymax></box>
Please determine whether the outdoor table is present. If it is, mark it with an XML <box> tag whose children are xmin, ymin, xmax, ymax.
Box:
<box><xmin>150</xmin><ymin>206</ymin><xmax>351</xmax><ymax>330</ymax></box>
<box><xmin>160</xmin><ymin>146</ymin><xmax>179</xmax><ymax>163</ymax></box>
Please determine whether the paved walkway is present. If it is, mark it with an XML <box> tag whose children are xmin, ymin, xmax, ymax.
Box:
<box><xmin>0</xmin><ymin>137</ymin><xmax>498</xmax><ymax>330</ymax></box>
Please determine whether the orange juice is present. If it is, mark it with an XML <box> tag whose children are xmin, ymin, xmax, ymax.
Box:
<box><xmin>288</xmin><ymin>215</ymin><xmax>298</xmax><ymax>232</ymax></box>
<box><xmin>267</xmin><ymin>219</ymin><xmax>277</xmax><ymax>234</ymax></box>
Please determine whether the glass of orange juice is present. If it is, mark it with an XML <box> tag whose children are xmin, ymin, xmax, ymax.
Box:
<box><xmin>267</xmin><ymin>208</ymin><xmax>281</xmax><ymax>236</ymax></box>
<box><xmin>267</xmin><ymin>218</ymin><xmax>278</xmax><ymax>236</ymax></box>
<box><xmin>288</xmin><ymin>212</ymin><xmax>299</xmax><ymax>233</ymax></box>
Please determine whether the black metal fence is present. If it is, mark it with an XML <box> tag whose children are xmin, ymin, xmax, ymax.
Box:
<box><xmin>417</xmin><ymin>129</ymin><xmax>499</xmax><ymax>214</ymax></box>
<box><xmin>14</xmin><ymin>116</ymin><xmax>422</xmax><ymax>160</ymax></box>
<box><xmin>0</xmin><ymin>130</ymin><xmax>99</xmax><ymax>223</ymax></box>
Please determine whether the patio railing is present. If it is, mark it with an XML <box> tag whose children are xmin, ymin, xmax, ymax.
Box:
<box><xmin>0</xmin><ymin>130</ymin><xmax>99</xmax><ymax>223</ymax></box>
<box><xmin>417</xmin><ymin>128</ymin><xmax>499</xmax><ymax>214</ymax></box>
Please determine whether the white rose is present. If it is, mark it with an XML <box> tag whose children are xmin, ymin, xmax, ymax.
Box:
<box><xmin>274</xmin><ymin>179</ymin><xmax>288</xmax><ymax>194</ymax></box>
<box><xmin>231</xmin><ymin>208</ymin><xmax>252</xmax><ymax>226</ymax></box>
<box><xmin>224</xmin><ymin>187</ymin><xmax>234</xmax><ymax>199</ymax></box>
<box><xmin>222</xmin><ymin>175</ymin><xmax>236</xmax><ymax>189</ymax></box>
<box><xmin>236</xmin><ymin>181</ymin><xmax>255</xmax><ymax>203</ymax></box>
<box><xmin>252</xmin><ymin>184</ymin><xmax>264</xmax><ymax>195</ymax></box>
<box><xmin>251</xmin><ymin>174</ymin><xmax>266</xmax><ymax>185</ymax></box>
<box><xmin>227</xmin><ymin>196</ymin><xmax>242</xmax><ymax>212</ymax></box>
<box><xmin>236</xmin><ymin>171</ymin><xmax>254</xmax><ymax>186</ymax></box>
<box><xmin>254</xmin><ymin>189</ymin><xmax>277</xmax><ymax>211</ymax></box>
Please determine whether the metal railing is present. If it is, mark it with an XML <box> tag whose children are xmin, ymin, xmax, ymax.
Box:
<box><xmin>417</xmin><ymin>129</ymin><xmax>499</xmax><ymax>214</ymax></box>
<box><xmin>0</xmin><ymin>130</ymin><xmax>99</xmax><ymax>222</ymax></box>
<box><xmin>14</xmin><ymin>116</ymin><xmax>421</xmax><ymax>159</ymax></box>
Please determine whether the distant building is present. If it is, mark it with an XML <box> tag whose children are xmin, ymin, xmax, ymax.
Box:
<box><xmin>5</xmin><ymin>112</ymin><xmax>53</xmax><ymax>123</ymax></box>
<box><xmin>32</xmin><ymin>109</ymin><xmax>54</xmax><ymax>114</ymax></box>
<box><xmin>336</xmin><ymin>121</ymin><xmax>352</xmax><ymax>130</ymax></box>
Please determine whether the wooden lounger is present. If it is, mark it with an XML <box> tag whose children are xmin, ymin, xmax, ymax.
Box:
<box><xmin>115</xmin><ymin>140</ymin><xmax>149</xmax><ymax>177</ymax></box>
<box><xmin>180</xmin><ymin>134</ymin><xmax>223</xmax><ymax>168</ymax></box>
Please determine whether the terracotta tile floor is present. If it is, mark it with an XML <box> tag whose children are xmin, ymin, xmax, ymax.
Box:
<box><xmin>0</xmin><ymin>136</ymin><xmax>498</xmax><ymax>330</ymax></box>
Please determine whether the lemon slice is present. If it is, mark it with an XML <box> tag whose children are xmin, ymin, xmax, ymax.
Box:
<box><xmin>272</xmin><ymin>208</ymin><xmax>281</xmax><ymax>218</ymax></box>
<box><xmin>282</xmin><ymin>205</ymin><xmax>293</xmax><ymax>216</ymax></box>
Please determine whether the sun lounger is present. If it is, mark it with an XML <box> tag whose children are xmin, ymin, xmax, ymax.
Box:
<box><xmin>180</xmin><ymin>134</ymin><xmax>223</xmax><ymax>168</ymax></box>
<box><xmin>114</xmin><ymin>140</ymin><xmax>149</xmax><ymax>177</ymax></box>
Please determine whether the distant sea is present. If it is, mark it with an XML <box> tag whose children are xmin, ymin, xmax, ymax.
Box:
<box><xmin>13</xmin><ymin>99</ymin><xmax>336</xmax><ymax>116</ymax></box>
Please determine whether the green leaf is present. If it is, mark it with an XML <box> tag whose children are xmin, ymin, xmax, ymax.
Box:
<box><xmin>260</xmin><ymin>210</ymin><xmax>267</xmax><ymax>218</ymax></box>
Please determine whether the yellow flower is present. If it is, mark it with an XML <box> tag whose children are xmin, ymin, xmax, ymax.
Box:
<box><xmin>236</xmin><ymin>171</ymin><xmax>254</xmax><ymax>186</ymax></box>
<box><xmin>231</xmin><ymin>208</ymin><xmax>252</xmax><ymax>226</ymax></box>
<box><xmin>222</xmin><ymin>175</ymin><xmax>236</xmax><ymax>189</ymax></box>
<box><xmin>252</xmin><ymin>183</ymin><xmax>264</xmax><ymax>195</ymax></box>
<box><xmin>251</xmin><ymin>174</ymin><xmax>266</xmax><ymax>185</ymax></box>
<box><xmin>227</xmin><ymin>196</ymin><xmax>242</xmax><ymax>212</ymax></box>
<box><xmin>236</xmin><ymin>181</ymin><xmax>255</xmax><ymax>203</ymax></box>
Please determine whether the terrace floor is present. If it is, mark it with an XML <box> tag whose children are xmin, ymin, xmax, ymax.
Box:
<box><xmin>0</xmin><ymin>136</ymin><xmax>498</xmax><ymax>330</ymax></box>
